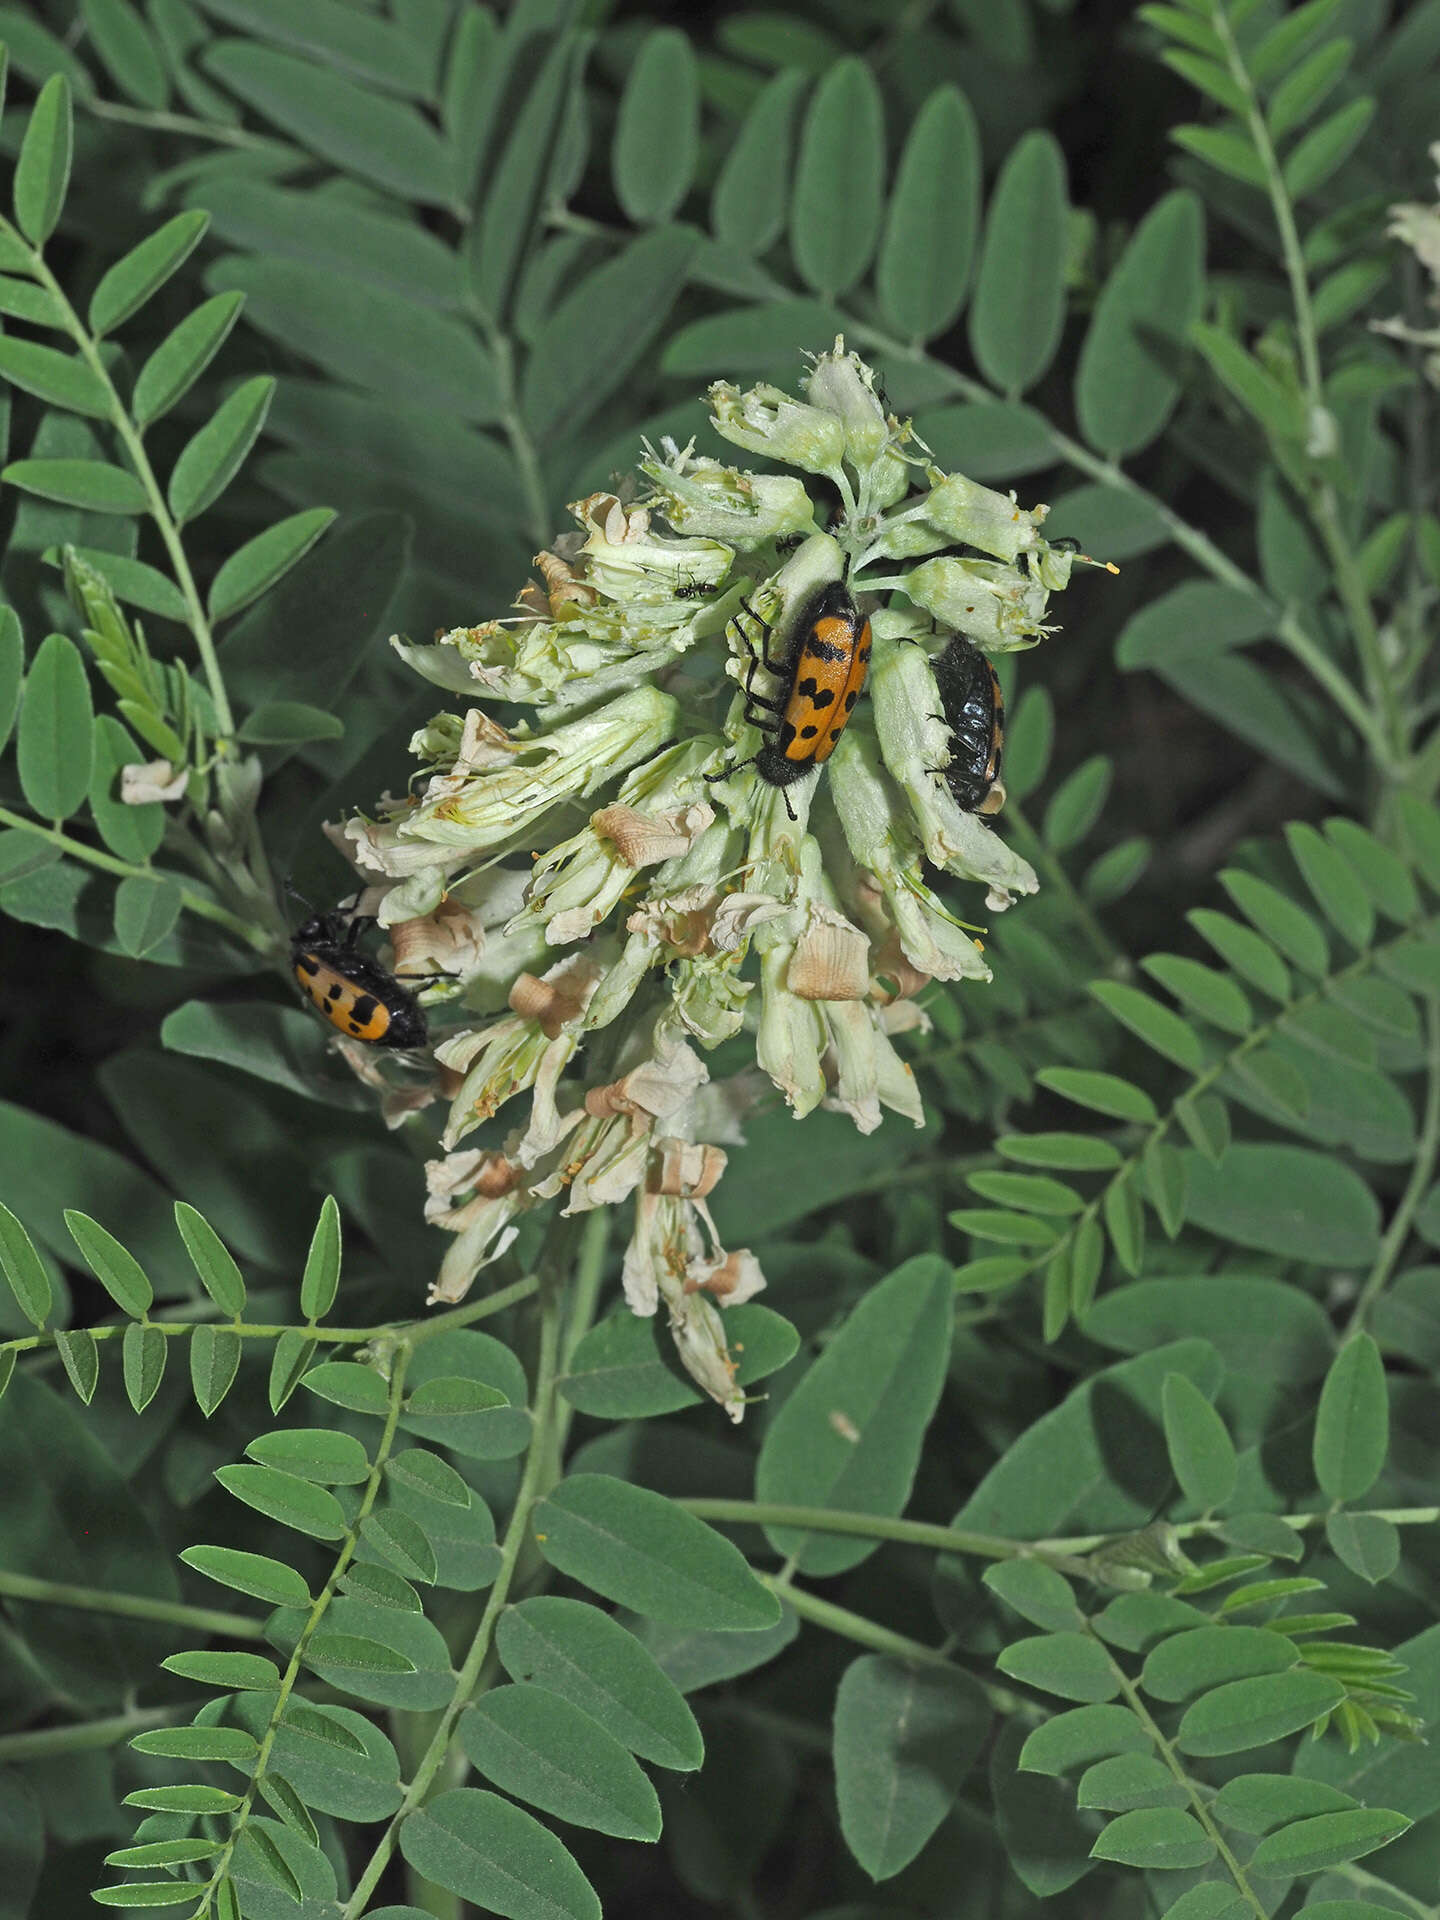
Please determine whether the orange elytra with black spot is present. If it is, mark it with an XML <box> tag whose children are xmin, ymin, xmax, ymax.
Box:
<box><xmin>291</xmin><ymin>911</ymin><xmax>427</xmax><ymax>1048</ymax></box>
<box><xmin>736</xmin><ymin>580</ymin><xmax>872</xmax><ymax>792</ymax></box>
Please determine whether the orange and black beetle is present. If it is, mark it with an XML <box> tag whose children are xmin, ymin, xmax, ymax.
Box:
<box><xmin>733</xmin><ymin>579</ymin><xmax>872</xmax><ymax>796</ymax></box>
<box><xmin>933</xmin><ymin>637</ymin><xmax>1005</xmax><ymax>816</ymax></box>
<box><xmin>291</xmin><ymin>910</ymin><xmax>427</xmax><ymax>1048</ymax></box>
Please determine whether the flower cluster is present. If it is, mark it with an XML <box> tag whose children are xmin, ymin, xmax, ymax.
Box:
<box><xmin>333</xmin><ymin>342</ymin><xmax>1087</xmax><ymax>1417</ymax></box>
<box><xmin>1374</xmin><ymin>141</ymin><xmax>1440</xmax><ymax>384</ymax></box>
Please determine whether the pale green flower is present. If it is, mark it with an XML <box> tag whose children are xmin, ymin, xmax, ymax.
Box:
<box><xmin>335</xmin><ymin>340</ymin><xmax>1092</xmax><ymax>1404</ymax></box>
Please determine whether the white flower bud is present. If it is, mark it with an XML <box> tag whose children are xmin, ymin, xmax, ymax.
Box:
<box><xmin>390</xmin><ymin>687</ymin><xmax>680</xmax><ymax>860</ymax></box>
<box><xmin>709</xmin><ymin>379</ymin><xmax>847</xmax><ymax>479</ymax></box>
<box><xmin>639</xmin><ymin>440</ymin><xmax>817</xmax><ymax>545</ymax></box>
<box><xmin>804</xmin><ymin>336</ymin><xmax>890</xmax><ymax>469</ymax></box>
<box><xmin>922</xmin><ymin>472</ymin><xmax>1047</xmax><ymax>562</ymax></box>
<box><xmin>121</xmin><ymin>759</ymin><xmax>188</xmax><ymax>804</ymax></box>
<box><xmin>903</xmin><ymin>557</ymin><xmax>1053</xmax><ymax>651</ymax></box>
<box><xmin>828</xmin><ymin>730</ymin><xmax>991</xmax><ymax>983</ymax></box>
<box><xmin>571</xmin><ymin>490</ymin><xmax>736</xmax><ymax>605</ymax></box>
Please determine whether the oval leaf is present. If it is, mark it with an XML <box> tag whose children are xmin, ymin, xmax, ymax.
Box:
<box><xmin>755</xmin><ymin>1254</ymin><xmax>952</xmax><ymax>1575</ymax></box>
<box><xmin>834</xmin><ymin>1655</ymin><xmax>990</xmax><ymax>1880</ymax></box>
<box><xmin>876</xmin><ymin>84</ymin><xmax>981</xmax><ymax>343</ymax></box>
<box><xmin>1076</xmin><ymin>189</ymin><xmax>1205</xmax><ymax>455</ymax></box>
<box><xmin>399</xmin><ymin>1788</ymin><xmax>600</xmax><ymax>1920</ymax></box>
<box><xmin>1313</xmin><ymin>1333</ymin><xmax>1388</xmax><ymax>1503</ymax></box>
<box><xmin>789</xmin><ymin>57</ymin><xmax>885</xmax><ymax>297</ymax></box>
<box><xmin>460</xmin><ymin>1686</ymin><xmax>661</xmax><ymax>1841</ymax></box>
<box><xmin>532</xmin><ymin>1474</ymin><xmax>780</xmax><ymax>1631</ymax></box>
<box><xmin>969</xmin><ymin>129</ymin><xmax>1068</xmax><ymax>395</ymax></box>
<box><xmin>17</xmin><ymin>631</ymin><xmax>92</xmax><ymax>821</ymax></box>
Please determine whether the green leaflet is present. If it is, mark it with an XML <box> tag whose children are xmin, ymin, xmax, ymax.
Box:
<box><xmin>1075</xmin><ymin>190</ymin><xmax>1205</xmax><ymax>456</ymax></box>
<box><xmin>833</xmin><ymin>1657</ymin><xmax>990</xmax><ymax>1879</ymax></box>
<box><xmin>789</xmin><ymin>57</ymin><xmax>885</xmax><ymax>298</ymax></box>
<box><xmin>532</xmin><ymin>1475</ymin><xmax>780</xmax><ymax>1630</ymax></box>
<box><xmin>968</xmin><ymin>129</ymin><xmax>1068</xmax><ymax>395</ymax></box>
<box><xmin>754</xmin><ymin>1255</ymin><xmax>952</xmax><ymax>1575</ymax></box>
<box><xmin>399</xmin><ymin>1790</ymin><xmax>600</xmax><ymax>1920</ymax></box>
<box><xmin>876</xmin><ymin>84</ymin><xmax>981</xmax><ymax>343</ymax></box>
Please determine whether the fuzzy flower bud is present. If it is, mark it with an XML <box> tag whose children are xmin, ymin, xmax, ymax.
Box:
<box><xmin>902</xmin><ymin>557</ymin><xmax>1054</xmax><ymax>652</ymax></box>
<box><xmin>804</xmin><ymin>337</ymin><xmax>890</xmax><ymax>468</ymax></box>
<box><xmin>709</xmin><ymin>379</ymin><xmax>847</xmax><ymax>479</ymax></box>
<box><xmin>922</xmin><ymin>471</ymin><xmax>1048</xmax><ymax>562</ymax></box>
<box><xmin>121</xmin><ymin>759</ymin><xmax>188</xmax><ymax>805</ymax></box>
<box><xmin>638</xmin><ymin>440</ymin><xmax>817</xmax><ymax>546</ymax></box>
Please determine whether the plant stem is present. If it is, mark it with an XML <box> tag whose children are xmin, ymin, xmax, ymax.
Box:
<box><xmin>411</xmin><ymin>1270</ymin><xmax>542</xmax><ymax>1343</ymax></box>
<box><xmin>0</xmin><ymin>1703</ymin><xmax>188</xmax><ymax>1763</ymax></box>
<box><xmin>1206</xmin><ymin>1</ymin><xmax>1405</xmax><ymax>769</ymax></box>
<box><xmin>765</xmin><ymin>1576</ymin><xmax>1025</xmax><ymax>1713</ymax></box>
<box><xmin>1103</xmin><ymin>1638</ymin><xmax>1267</xmax><ymax>1920</ymax></box>
<box><xmin>340</xmin><ymin>1259</ymin><xmax>567</xmax><ymax>1916</ymax></box>
<box><xmin>1004</xmin><ymin>800</ymin><xmax>1123</xmax><ymax>968</ymax></box>
<box><xmin>196</xmin><ymin>1347</ymin><xmax>412</xmax><ymax>1915</ymax></box>
<box><xmin>683</xmin><ymin>1500</ymin><xmax>1032</xmax><ymax>1562</ymax></box>
<box><xmin>1</xmin><ymin>1275</ymin><xmax>541</xmax><ymax>1367</ymax></box>
<box><xmin>547</xmin><ymin>1208</ymin><xmax>610</xmax><ymax>1479</ymax></box>
<box><xmin>479</xmin><ymin>319</ymin><xmax>552</xmax><ymax>552</ymax></box>
<box><xmin>84</xmin><ymin>95</ymin><xmax>289</xmax><ymax>157</ymax></box>
<box><xmin>0</xmin><ymin>805</ymin><xmax>267</xmax><ymax>948</ymax></box>
<box><xmin>1346</xmin><ymin>992</ymin><xmax>1440</xmax><ymax>1335</ymax></box>
<box><xmin>1208</xmin><ymin>3</ymin><xmax>1320</xmax><ymax>400</ymax></box>
<box><xmin>6</xmin><ymin>221</ymin><xmax>236</xmax><ymax>737</ymax></box>
<box><xmin>761</xmin><ymin>1573</ymin><xmax>952</xmax><ymax>1666</ymax></box>
<box><xmin>677</xmin><ymin>1498</ymin><xmax>1440</xmax><ymax>1561</ymax></box>
<box><xmin>0</xmin><ymin>1570</ymin><xmax>265</xmax><ymax>1639</ymax></box>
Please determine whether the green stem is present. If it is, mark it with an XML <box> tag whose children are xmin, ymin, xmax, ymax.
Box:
<box><xmin>341</xmin><ymin>1270</ymin><xmax>567</xmax><ymax>1916</ymax></box>
<box><xmin>2</xmin><ymin>1276</ymin><xmax>541</xmax><ymax>1367</ymax></box>
<box><xmin>480</xmin><ymin>320</ymin><xmax>552</xmax><ymax>552</ymax></box>
<box><xmin>547</xmin><ymin>1209</ymin><xmax>610</xmax><ymax>1480</ymax></box>
<box><xmin>7</xmin><ymin>223</ymin><xmax>236</xmax><ymax>737</ymax></box>
<box><xmin>1206</xmin><ymin>2</ymin><xmax>1404</xmax><ymax>768</ymax></box>
<box><xmin>678</xmin><ymin>1498</ymin><xmax>1440</xmax><ymax>1561</ymax></box>
<box><xmin>1314</xmin><ymin>492</ymin><xmax>1407</xmax><ymax>765</ymax></box>
<box><xmin>411</xmin><ymin>1270</ymin><xmax>542</xmax><ymax>1343</ymax></box>
<box><xmin>0</xmin><ymin>1704</ymin><xmax>188</xmax><ymax>1764</ymax></box>
<box><xmin>764</xmin><ymin>1576</ymin><xmax>1026</xmax><ymax>1713</ymax></box>
<box><xmin>1208</xmin><ymin>3</ymin><xmax>1320</xmax><ymax>400</ymax></box>
<box><xmin>1004</xmin><ymin>800</ymin><xmax>1122</xmax><ymax>969</ymax></box>
<box><xmin>761</xmin><ymin>1573</ymin><xmax>953</xmax><ymax>1667</ymax></box>
<box><xmin>1275</xmin><ymin>607</ymin><xmax>1392</xmax><ymax>758</ymax></box>
<box><xmin>0</xmin><ymin>1570</ymin><xmax>264</xmax><ymax>1639</ymax></box>
<box><xmin>84</xmin><ymin>95</ymin><xmax>290</xmax><ymax>157</ymax></box>
<box><xmin>683</xmin><ymin>1500</ymin><xmax>1037</xmax><ymax>1563</ymax></box>
<box><xmin>1103</xmin><ymin>1637</ymin><xmax>1267</xmax><ymax>1920</ymax></box>
<box><xmin>1346</xmin><ymin>993</ymin><xmax>1440</xmax><ymax>1336</ymax></box>
<box><xmin>197</xmin><ymin>1348</ymin><xmax>412</xmax><ymax>1915</ymax></box>
<box><xmin>0</xmin><ymin>805</ymin><xmax>267</xmax><ymax>948</ymax></box>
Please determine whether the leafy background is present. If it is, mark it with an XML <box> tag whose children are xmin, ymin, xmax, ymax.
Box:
<box><xmin>3</xmin><ymin>0</ymin><xmax>1440</xmax><ymax>1917</ymax></box>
